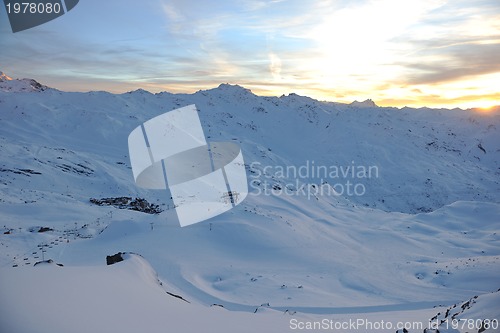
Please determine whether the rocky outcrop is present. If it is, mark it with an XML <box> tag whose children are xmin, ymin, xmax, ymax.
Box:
<box><xmin>90</xmin><ymin>197</ymin><xmax>162</xmax><ymax>214</ymax></box>
<box><xmin>106</xmin><ymin>252</ymin><xmax>124</xmax><ymax>265</ymax></box>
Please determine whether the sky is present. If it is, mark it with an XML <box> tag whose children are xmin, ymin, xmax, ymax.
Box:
<box><xmin>0</xmin><ymin>0</ymin><xmax>499</xmax><ymax>109</ymax></box>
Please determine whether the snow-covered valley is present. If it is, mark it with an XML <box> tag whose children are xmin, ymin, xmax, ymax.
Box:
<box><xmin>0</xmin><ymin>72</ymin><xmax>499</xmax><ymax>332</ymax></box>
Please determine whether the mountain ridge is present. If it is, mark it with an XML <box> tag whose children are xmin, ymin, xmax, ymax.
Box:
<box><xmin>3</xmin><ymin>71</ymin><xmax>498</xmax><ymax>111</ymax></box>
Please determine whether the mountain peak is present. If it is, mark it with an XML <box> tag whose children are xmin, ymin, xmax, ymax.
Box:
<box><xmin>0</xmin><ymin>71</ymin><xmax>48</xmax><ymax>92</ymax></box>
<box><xmin>350</xmin><ymin>98</ymin><xmax>378</xmax><ymax>108</ymax></box>
<box><xmin>125</xmin><ymin>88</ymin><xmax>153</xmax><ymax>95</ymax></box>
<box><xmin>195</xmin><ymin>83</ymin><xmax>255</xmax><ymax>98</ymax></box>
<box><xmin>215</xmin><ymin>83</ymin><xmax>253</xmax><ymax>94</ymax></box>
<box><xmin>0</xmin><ymin>71</ymin><xmax>13</xmax><ymax>82</ymax></box>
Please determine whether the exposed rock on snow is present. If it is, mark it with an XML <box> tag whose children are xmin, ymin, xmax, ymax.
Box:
<box><xmin>427</xmin><ymin>290</ymin><xmax>500</xmax><ymax>333</ymax></box>
<box><xmin>34</xmin><ymin>259</ymin><xmax>64</xmax><ymax>267</ymax></box>
<box><xmin>106</xmin><ymin>252</ymin><xmax>124</xmax><ymax>265</ymax></box>
<box><xmin>90</xmin><ymin>197</ymin><xmax>162</xmax><ymax>214</ymax></box>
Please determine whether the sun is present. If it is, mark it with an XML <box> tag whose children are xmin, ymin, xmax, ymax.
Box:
<box><xmin>476</xmin><ymin>106</ymin><xmax>494</xmax><ymax>113</ymax></box>
<box><xmin>468</xmin><ymin>100</ymin><xmax>500</xmax><ymax>113</ymax></box>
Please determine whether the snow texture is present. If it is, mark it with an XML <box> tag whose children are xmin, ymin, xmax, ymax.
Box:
<box><xmin>0</xmin><ymin>73</ymin><xmax>499</xmax><ymax>332</ymax></box>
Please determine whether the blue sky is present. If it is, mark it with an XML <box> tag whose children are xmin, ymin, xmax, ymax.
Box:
<box><xmin>1</xmin><ymin>0</ymin><xmax>499</xmax><ymax>108</ymax></box>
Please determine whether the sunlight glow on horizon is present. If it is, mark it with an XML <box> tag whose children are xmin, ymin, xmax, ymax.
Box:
<box><xmin>1</xmin><ymin>0</ymin><xmax>498</xmax><ymax>109</ymax></box>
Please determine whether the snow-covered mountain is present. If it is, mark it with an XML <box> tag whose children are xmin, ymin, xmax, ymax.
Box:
<box><xmin>0</xmin><ymin>73</ymin><xmax>499</xmax><ymax>332</ymax></box>
<box><xmin>0</xmin><ymin>71</ymin><xmax>48</xmax><ymax>92</ymax></box>
<box><xmin>349</xmin><ymin>98</ymin><xmax>378</xmax><ymax>108</ymax></box>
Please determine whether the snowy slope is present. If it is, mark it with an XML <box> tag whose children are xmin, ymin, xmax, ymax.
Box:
<box><xmin>0</xmin><ymin>254</ymin><xmax>290</xmax><ymax>333</ymax></box>
<box><xmin>428</xmin><ymin>290</ymin><xmax>500</xmax><ymax>333</ymax></box>
<box><xmin>0</xmin><ymin>73</ymin><xmax>499</xmax><ymax>332</ymax></box>
<box><xmin>0</xmin><ymin>254</ymin><xmax>445</xmax><ymax>333</ymax></box>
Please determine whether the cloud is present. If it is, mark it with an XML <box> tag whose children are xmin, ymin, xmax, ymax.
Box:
<box><xmin>400</xmin><ymin>41</ymin><xmax>500</xmax><ymax>85</ymax></box>
<box><xmin>389</xmin><ymin>0</ymin><xmax>500</xmax><ymax>85</ymax></box>
<box><xmin>269</xmin><ymin>53</ymin><xmax>282</xmax><ymax>80</ymax></box>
